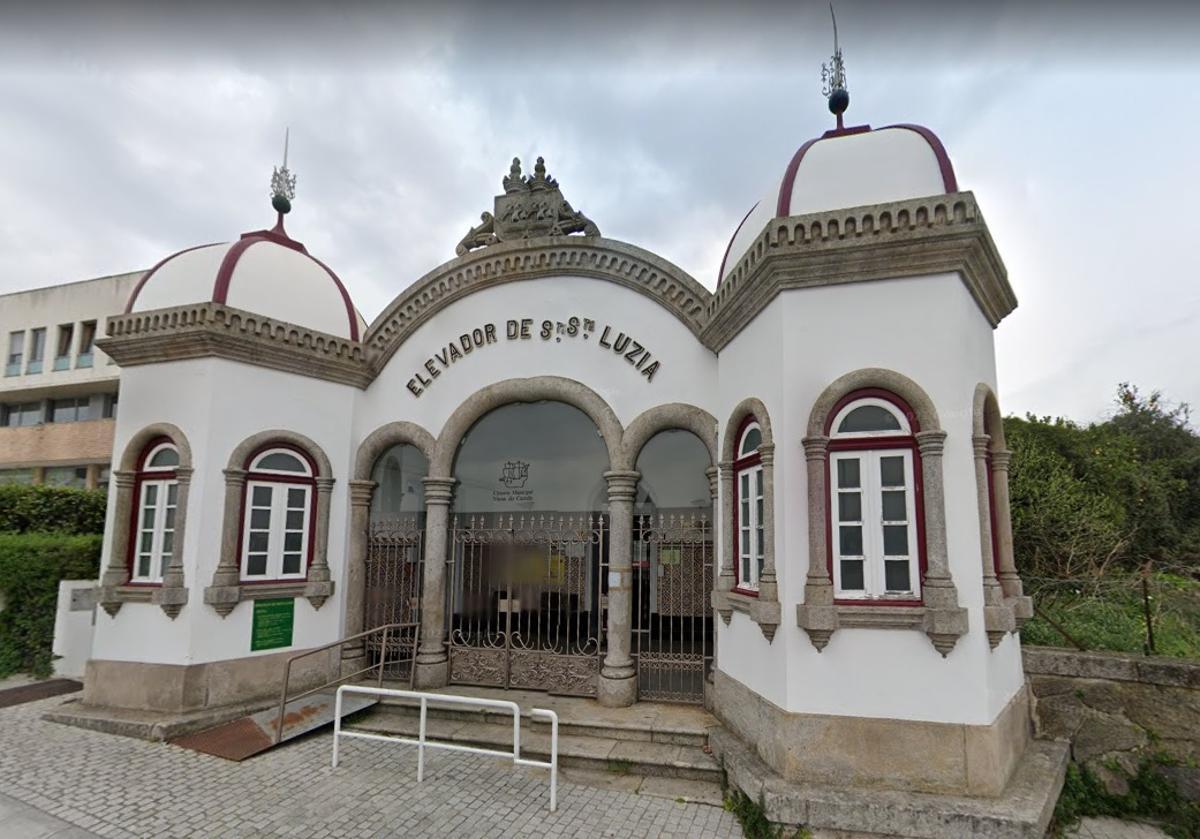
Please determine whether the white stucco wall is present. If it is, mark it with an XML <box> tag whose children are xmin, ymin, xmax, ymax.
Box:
<box><xmin>358</xmin><ymin>275</ymin><xmax>719</xmax><ymax>441</ymax></box>
<box><xmin>91</xmin><ymin>356</ymin><xmax>357</xmax><ymax>665</ymax></box>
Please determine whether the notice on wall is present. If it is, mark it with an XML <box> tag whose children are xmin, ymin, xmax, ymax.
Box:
<box><xmin>250</xmin><ymin>598</ymin><xmax>295</xmax><ymax>652</ymax></box>
<box><xmin>405</xmin><ymin>315</ymin><xmax>661</xmax><ymax>398</ymax></box>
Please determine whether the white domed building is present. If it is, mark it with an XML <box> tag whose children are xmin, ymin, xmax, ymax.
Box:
<box><xmin>67</xmin><ymin>64</ymin><xmax>1062</xmax><ymax>836</ymax></box>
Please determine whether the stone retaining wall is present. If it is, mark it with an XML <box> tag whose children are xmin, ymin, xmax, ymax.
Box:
<box><xmin>1024</xmin><ymin>646</ymin><xmax>1200</xmax><ymax>797</ymax></box>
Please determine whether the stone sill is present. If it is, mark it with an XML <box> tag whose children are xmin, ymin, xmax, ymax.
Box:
<box><xmin>713</xmin><ymin>588</ymin><xmax>781</xmax><ymax>642</ymax></box>
<box><xmin>835</xmin><ymin>603</ymin><xmax>927</xmax><ymax>630</ymax></box>
<box><xmin>99</xmin><ymin>583</ymin><xmax>189</xmax><ymax>619</ymax></box>
<box><xmin>204</xmin><ymin>579</ymin><xmax>334</xmax><ymax>616</ymax></box>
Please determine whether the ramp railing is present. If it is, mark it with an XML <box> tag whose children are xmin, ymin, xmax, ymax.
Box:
<box><xmin>275</xmin><ymin>621</ymin><xmax>420</xmax><ymax>744</ymax></box>
<box><xmin>331</xmin><ymin>685</ymin><xmax>560</xmax><ymax>812</ymax></box>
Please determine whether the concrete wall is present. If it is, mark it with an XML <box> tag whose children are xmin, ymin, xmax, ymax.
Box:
<box><xmin>0</xmin><ymin>418</ymin><xmax>116</xmax><ymax>468</ymax></box>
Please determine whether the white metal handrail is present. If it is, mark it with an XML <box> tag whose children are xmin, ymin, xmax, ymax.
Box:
<box><xmin>332</xmin><ymin>685</ymin><xmax>559</xmax><ymax>812</ymax></box>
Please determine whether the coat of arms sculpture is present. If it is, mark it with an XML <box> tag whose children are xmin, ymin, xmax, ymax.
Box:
<box><xmin>456</xmin><ymin>157</ymin><xmax>600</xmax><ymax>255</ymax></box>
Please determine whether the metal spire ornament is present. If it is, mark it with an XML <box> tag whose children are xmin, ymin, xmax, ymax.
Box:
<box><xmin>270</xmin><ymin>128</ymin><xmax>297</xmax><ymax>215</ymax></box>
<box><xmin>820</xmin><ymin>3</ymin><xmax>850</xmax><ymax>128</ymax></box>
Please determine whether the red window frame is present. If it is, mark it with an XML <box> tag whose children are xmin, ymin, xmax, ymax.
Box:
<box><xmin>124</xmin><ymin>435</ymin><xmax>178</xmax><ymax>587</ymax></box>
<box><xmin>731</xmin><ymin>414</ymin><xmax>763</xmax><ymax>597</ymax></box>
<box><xmin>824</xmin><ymin>388</ymin><xmax>927</xmax><ymax>606</ymax></box>
<box><xmin>236</xmin><ymin>442</ymin><xmax>319</xmax><ymax>585</ymax></box>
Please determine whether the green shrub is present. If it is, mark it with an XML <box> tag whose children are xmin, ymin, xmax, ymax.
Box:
<box><xmin>0</xmin><ymin>533</ymin><xmax>102</xmax><ymax>678</ymax></box>
<box><xmin>1051</xmin><ymin>759</ymin><xmax>1200</xmax><ymax>838</ymax></box>
<box><xmin>0</xmin><ymin>484</ymin><xmax>108</xmax><ymax>534</ymax></box>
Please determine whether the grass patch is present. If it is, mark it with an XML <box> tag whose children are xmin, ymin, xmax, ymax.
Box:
<box><xmin>1024</xmin><ymin>573</ymin><xmax>1200</xmax><ymax>658</ymax></box>
<box><xmin>606</xmin><ymin>759</ymin><xmax>633</xmax><ymax>775</ymax></box>
<box><xmin>1050</xmin><ymin>758</ymin><xmax>1200</xmax><ymax>839</ymax></box>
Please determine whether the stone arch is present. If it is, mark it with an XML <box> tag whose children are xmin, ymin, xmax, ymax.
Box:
<box><xmin>721</xmin><ymin>397</ymin><xmax>774</xmax><ymax>464</ymax></box>
<box><xmin>205</xmin><ymin>428</ymin><xmax>336</xmax><ymax>617</ymax></box>
<box><xmin>429</xmin><ymin>376</ymin><xmax>624</xmax><ymax>477</ymax></box>
<box><xmin>619</xmin><ymin>403</ymin><xmax>718</xmax><ymax>471</ymax></box>
<box><xmin>100</xmin><ymin>422</ymin><xmax>196</xmax><ymax>619</ymax></box>
<box><xmin>226</xmin><ymin>428</ymin><xmax>333</xmax><ymax>477</ymax></box>
<box><xmin>364</xmin><ymin>237</ymin><xmax>713</xmax><ymax>368</ymax></box>
<box><xmin>117</xmin><ymin>421</ymin><xmax>193</xmax><ymax>471</ymax></box>
<box><xmin>972</xmin><ymin>382</ymin><xmax>1006</xmax><ymax>451</ymax></box>
<box><xmin>354</xmin><ymin>421</ymin><xmax>436</xmax><ymax>480</ymax></box>
<box><xmin>806</xmin><ymin>368</ymin><xmax>941</xmax><ymax>437</ymax></box>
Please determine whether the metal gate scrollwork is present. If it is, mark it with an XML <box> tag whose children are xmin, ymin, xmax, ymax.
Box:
<box><xmin>364</xmin><ymin>517</ymin><xmax>424</xmax><ymax>681</ymax></box>
<box><xmin>449</xmin><ymin>514</ymin><xmax>608</xmax><ymax>696</ymax></box>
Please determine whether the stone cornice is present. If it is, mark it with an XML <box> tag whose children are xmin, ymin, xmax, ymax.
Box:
<box><xmin>702</xmin><ymin>192</ymin><xmax>1017</xmax><ymax>352</ymax></box>
<box><xmin>98</xmin><ymin>303</ymin><xmax>372</xmax><ymax>389</ymax></box>
<box><xmin>364</xmin><ymin>236</ymin><xmax>713</xmax><ymax>371</ymax></box>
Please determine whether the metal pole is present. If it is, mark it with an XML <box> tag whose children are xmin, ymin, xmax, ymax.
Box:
<box><xmin>1142</xmin><ymin>569</ymin><xmax>1156</xmax><ymax>656</ymax></box>
<box><xmin>378</xmin><ymin>625</ymin><xmax>390</xmax><ymax>689</ymax></box>
<box><xmin>331</xmin><ymin>687</ymin><xmax>343</xmax><ymax>768</ymax></box>
<box><xmin>549</xmin><ymin>712</ymin><xmax>558</xmax><ymax>813</ymax></box>
<box><xmin>417</xmin><ymin>696</ymin><xmax>427</xmax><ymax>783</ymax></box>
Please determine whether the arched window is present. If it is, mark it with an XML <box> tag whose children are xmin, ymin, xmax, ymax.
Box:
<box><xmin>827</xmin><ymin>391</ymin><xmax>923</xmax><ymax>601</ymax></box>
<box><xmin>130</xmin><ymin>440</ymin><xmax>180</xmax><ymax>583</ymax></box>
<box><xmin>240</xmin><ymin>445</ymin><xmax>316</xmax><ymax>580</ymax></box>
<box><xmin>733</xmin><ymin>418</ymin><xmax>764</xmax><ymax>593</ymax></box>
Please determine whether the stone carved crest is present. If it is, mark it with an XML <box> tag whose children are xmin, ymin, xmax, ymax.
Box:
<box><xmin>456</xmin><ymin>157</ymin><xmax>600</xmax><ymax>255</ymax></box>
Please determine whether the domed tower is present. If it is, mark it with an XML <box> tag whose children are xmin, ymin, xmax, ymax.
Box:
<box><xmin>705</xmin><ymin>20</ymin><xmax>1037</xmax><ymax>814</ymax></box>
<box><xmin>88</xmin><ymin>143</ymin><xmax>367</xmax><ymax>717</ymax></box>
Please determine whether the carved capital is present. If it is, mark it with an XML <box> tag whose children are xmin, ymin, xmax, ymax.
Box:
<box><xmin>315</xmin><ymin>476</ymin><xmax>336</xmax><ymax>493</ymax></box>
<box><xmin>801</xmin><ymin>436</ymin><xmax>830</xmax><ymax>460</ymax></box>
<box><xmin>991</xmin><ymin>449</ymin><xmax>1013</xmax><ymax>472</ymax></box>
<box><xmin>112</xmin><ymin>470</ymin><xmax>137</xmax><ymax>491</ymax></box>
<box><xmin>603</xmin><ymin>470</ymin><xmax>640</xmax><ymax>502</ymax></box>
<box><xmin>915</xmin><ymin>429</ymin><xmax>948</xmax><ymax>457</ymax></box>
<box><xmin>422</xmin><ymin>477</ymin><xmax>457</xmax><ymax>505</ymax></box>
<box><xmin>705</xmin><ymin>465</ymin><xmax>719</xmax><ymax>500</ymax></box>
<box><xmin>972</xmin><ymin>433</ymin><xmax>992</xmax><ymax>458</ymax></box>
<box><xmin>223</xmin><ymin>467</ymin><xmax>247</xmax><ymax>488</ymax></box>
<box><xmin>757</xmin><ymin>442</ymin><xmax>775</xmax><ymax>466</ymax></box>
<box><xmin>349</xmin><ymin>479</ymin><xmax>377</xmax><ymax>507</ymax></box>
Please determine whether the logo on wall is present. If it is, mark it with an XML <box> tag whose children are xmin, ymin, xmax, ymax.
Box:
<box><xmin>499</xmin><ymin>460</ymin><xmax>530</xmax><ymax>489</ymax></box>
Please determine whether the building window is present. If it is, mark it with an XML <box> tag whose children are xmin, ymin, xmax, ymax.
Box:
<box><xmin>733</xmin><ymin>418</ymin><xmax>764</xmax><ymax>593</ymax></box>
<box><xmin>103</xmin><ymin>393</ymin><xmax>118</xmax><ymax>419</ymax></box>
<box><xmin>44</xmin><ymin>466</ymin><xmax>89</xmax><ymax>488</ymax></box>
<box><xmin>3</xmin><ymin>402</ymin><xmax>42</xmax><ymax>427</ymax></box>
<box><xmin>52</xmin><ymin>396</ymin><xmax>93</xmax><ymax>423</ymax></box>
<box><xmin>26</xmin><ymin>328</ymin><xmax>45</xmax><ymax>374</ymax></box>
<box><xmin>240</xmin><ymin>447</ymin><xmax>315</xmax><ymax>581</ymax></box>
<box><xmin>5</xmin><ymin>331</ymin><xmax>23</xmax><ymax>377</ymax></box>
<box><xmin>0</xmin><ymin>468</ymin><xmax>35</xmax><ymax>486</ymax></box>
<box><xmin>130</xmin><ymin>441</ymin><xmax>180</xmax><ymax>583</ymax></box>
<box><xmin>54</xmin><ymin>324</ymin><xmax>74</xmax><ymax>371</ymax></box>
<box><xmin>77</xmin><ymin>321</ymin><xmax>96</xmax><ymax>368</ymax></box>
<box><xmin>828</xmin><ymin>393</ymin><xmax>923</xmax><ymax>602</ymax></box>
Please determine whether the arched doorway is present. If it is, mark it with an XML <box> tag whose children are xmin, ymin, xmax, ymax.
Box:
<box><xmin>633</xmin><ymin>430</ymin><xmax>714</xmax><ymax>703</ymax></box>
<box><xmin>448</xmin><ymin>401</ymin><xmax>611</xmax><ymax>695</ymax></box>
<box><xmin>364</xmin><ymin>443</ymin><xmax>428</xmax><ymax>677</ymax></box>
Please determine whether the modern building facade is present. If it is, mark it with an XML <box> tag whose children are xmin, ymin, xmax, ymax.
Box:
<box><xmin>57</xmin><ymin>80</ymin><xmax>1049</xmax><ymax>812</ymax></box>
<box><xmin>0</xmin><ymin>273</ymin><xmax>141</xmax><ymax>488</ymax></box>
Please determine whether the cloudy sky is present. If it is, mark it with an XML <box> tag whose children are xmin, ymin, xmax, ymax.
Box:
<box><xmin>1</xmin><ymin>1</ymin><xmax>1197</xmax><ymax>423</ymax></box>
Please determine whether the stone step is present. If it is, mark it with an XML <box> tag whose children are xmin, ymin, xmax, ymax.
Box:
<box><xmin>345</xmin><ymin>710</ymin><xmax>722</xmax><ymax>782</ymax></box>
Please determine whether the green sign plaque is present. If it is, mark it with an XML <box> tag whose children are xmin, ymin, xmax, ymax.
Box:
<box><xmin>250</xmin><ymin>598</ymin><xmax>295</xmax><ymax>652</ymax></box>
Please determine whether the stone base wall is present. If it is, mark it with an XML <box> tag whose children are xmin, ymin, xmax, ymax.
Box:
<box><xmin>1024</xmin><ymin>647</ymin><xmax>1200</xmax><ymax>794</ymax></box>
<box><xmin>710</xmin><ymin>669</ymin><xmax>1030</xmax><ymax>797</ymax></box>
<box><xmin>82</xmin><ymin>649</ymin><xmax>339</xmax><ymax>713</ymax></box>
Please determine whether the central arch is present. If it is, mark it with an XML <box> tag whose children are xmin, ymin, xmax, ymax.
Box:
<box><xmin>444</xmin><ymin>395</ymin><xmax>615</xmax><ymax>696</ymax></box>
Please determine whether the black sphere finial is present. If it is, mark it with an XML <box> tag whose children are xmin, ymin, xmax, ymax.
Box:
<box><xmin>828</xmin><ymin>88</ymin><xmax>850</xmax><ymax>117</ymax></box>
<box><xmin>272</xmin><ymin>194</ymin><xmax>292</xmax><ymax>215</ymax></box>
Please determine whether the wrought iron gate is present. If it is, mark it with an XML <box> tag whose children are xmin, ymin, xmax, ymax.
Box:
<box><xmin>448</xmin><ymin>514</ymin><xmax>608</xmax><ymax>696</ymax></box>
<box><xmin>364</xmin><ymin>517</ymin><xmax>424</xmax><ymax>680</ymax></box>
<box><xmin>633</xmin><ymin>513</ymin><xmax>713</xmax><ymax>704</ymax></box>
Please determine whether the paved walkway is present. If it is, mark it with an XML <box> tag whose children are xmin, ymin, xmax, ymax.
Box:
<box><xmin>1072</xmin><ymin>816</ymin><xmax>1173</xmax><ymax>838</ymax></box>
<box><xmin>0</xmin><ymin>696</ymin><xmax>740</xmax><ymax>838</ymax></box>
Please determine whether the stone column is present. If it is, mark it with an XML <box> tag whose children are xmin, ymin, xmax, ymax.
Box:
<box><xmin>713</xmin><ymin>460</ymin><xmax>736</xmax><ymax>623</ymax></box>
<box><xmin>415</xmin><ymin>477</ymin><xmax>456</xmax><ymax>688</ymax></box>
<box><xmin>84</xmin><ymin>463</ymin><xmax>100</xmax><ymax>490</ymax></box>
<box><xmin>599</xmin><ymin>470</ymin><xmax>639</xmax><ymax>707</ymax></box>
<box><xmin>301</xmin><ymin>476</ymin><xmax>336</xmax><ymax>611</ymax></box>
<box><xmin>797</xmin><ymin>436</ymin><xmax>838</xmax><ymax>650</ymax></box>
<box><xmin>31</xmin><ymin>466</ymin><xmax>45</xmax><ymax>485</ymax></box>
<box><xmin>973</xmin><ymin>436</ymin><xmax>1013</xmax><ymax>647</ymax></box>
<box><xmin>990</xmin><ymin>450</ymin><xmax>1033</xmax><ymax>624</ymax></box>
<box><xmin>705</xmin><ymin>465</ymin><xmax>719</xmax><ymax>682</ymax></box>
<box><xmin>203</xmin><ymin>467</ymin><xmax>247</xmax><ymax>617</ymax></box>
<box><xmin>756</xmin><ymin>444</ymin><xmax>779</xmax><ymax>600</ymax></box>
<box><xmin>156</xmin><ymin>466</ymin><xmax>192</xmax><ymax>619</ymax></box>
<box><xmin>915</xmin><ymin>431</ymin><xmax>968</xmax><ymax>656</ymax></box>
<box><xmin>98</xmin><ymin>470</ymin><xmax>138</xmax><ymax>616</ymax></box>
<box><xmin>341</xmin><ymin>479</ymin><xmax>376</xmax><ymax>673</ymax></box>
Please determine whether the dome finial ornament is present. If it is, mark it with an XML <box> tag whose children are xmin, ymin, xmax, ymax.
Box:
<box><xmin>820</xmin><ymin>3</ymin><xmax>850</xmax><ymax>129</ymax></box>
<box><xmin>270</xmin><ymin>128</ymin><xmax>297</xmax><ymax>215</ymax></box>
